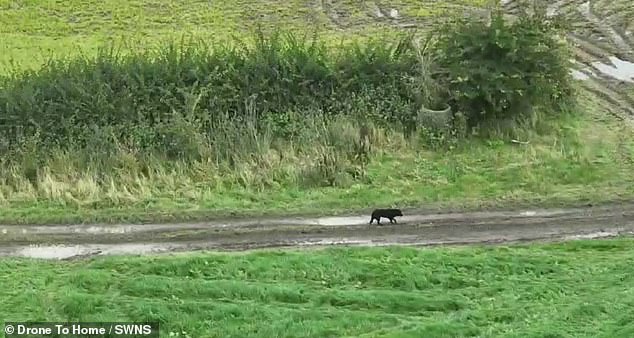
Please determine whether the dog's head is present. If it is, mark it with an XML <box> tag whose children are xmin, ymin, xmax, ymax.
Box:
<box><xmin>396</xmin><ymin>209</ymin><xmax>403</xmax><ymax>216</ymax></box>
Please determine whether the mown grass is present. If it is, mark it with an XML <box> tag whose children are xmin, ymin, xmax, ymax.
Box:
<box><xmin>3</xmin><ymin>239</ymin><xmax>634</xmax><ymax>337</ymax></box>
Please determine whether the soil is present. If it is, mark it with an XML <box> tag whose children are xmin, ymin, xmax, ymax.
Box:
<box><xmin>1</xmin><ymin>202</ymin><xmax>634</xmax><ymax>260</ymax></box>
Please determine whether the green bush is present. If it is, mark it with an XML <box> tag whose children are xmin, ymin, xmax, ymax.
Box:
<box><xmin>433</xmin><ymin>8</ymin><xmax>575</xmax><ymax>130</ymax></box>
<box><xmin>0</xmin><ymin>31</ymin><xmax>421</xmax><ymax>151</ymax></box>
<box><xmin>0</xmin><ymin>19</ymin><xmax>580</xmax><ymax>166</ymax></box>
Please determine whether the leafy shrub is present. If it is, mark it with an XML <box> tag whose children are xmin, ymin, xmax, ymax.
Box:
<box><xmin>433</xmin><ymin>8</ymin><xmax>574</xmax><ymax>130</ymax></box>
<box><xmin>0</xmin><ymin>30</ymin><xmax>421</xmax><ymax>151</ymax></box>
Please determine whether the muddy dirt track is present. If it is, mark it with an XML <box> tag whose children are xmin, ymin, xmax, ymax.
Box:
<box><xmin>1</xmin><ymin>202</ymin><xmax>634</xmax><ymax>260</ymax></box>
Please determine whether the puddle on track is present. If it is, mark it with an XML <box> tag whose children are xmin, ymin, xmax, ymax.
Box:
<box><xmin>570</xmin><ymin>57</ymin><xmax>634</xmax><ymax>83</ymax></box>
<box><xmin>591</xmin><ymin>56</ymin><xmax>634</xmax><ymax>83</ymax></box>
<box><xmin>11</xmin><ymin>243</ymin><xmax>187</xmax><ymax>260</ymax></box>
<box><xmin>563</xmin><ymin>230</ymin><xmax>634</xmax><ymax>240</ymax></box>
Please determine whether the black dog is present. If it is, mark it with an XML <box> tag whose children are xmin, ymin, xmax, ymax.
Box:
<box><xmin>369</xmin><ymin>208</ymin><xmax>403</xmax><ymax>225</ymax></box>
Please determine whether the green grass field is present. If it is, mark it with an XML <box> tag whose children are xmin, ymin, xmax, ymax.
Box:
<box><xmin>3</xmin><ymin>239</ymin><xmax>634</xmax><ymax>337</ymax></box>
<box><xmin>0</xmin><ymin>0</ymin><xmax>490</xmax><ymax>72</ymax></box>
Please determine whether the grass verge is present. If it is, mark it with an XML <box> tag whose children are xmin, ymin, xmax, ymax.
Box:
<box><xmin>1</xmin><ymin>89</ymin><xmax>633</xmax><ymax>225</ymax></box>
<box><xmin>3</xmin><ymin>238</ymin><xmax>634</xmax><ymax>337</ymax></box>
